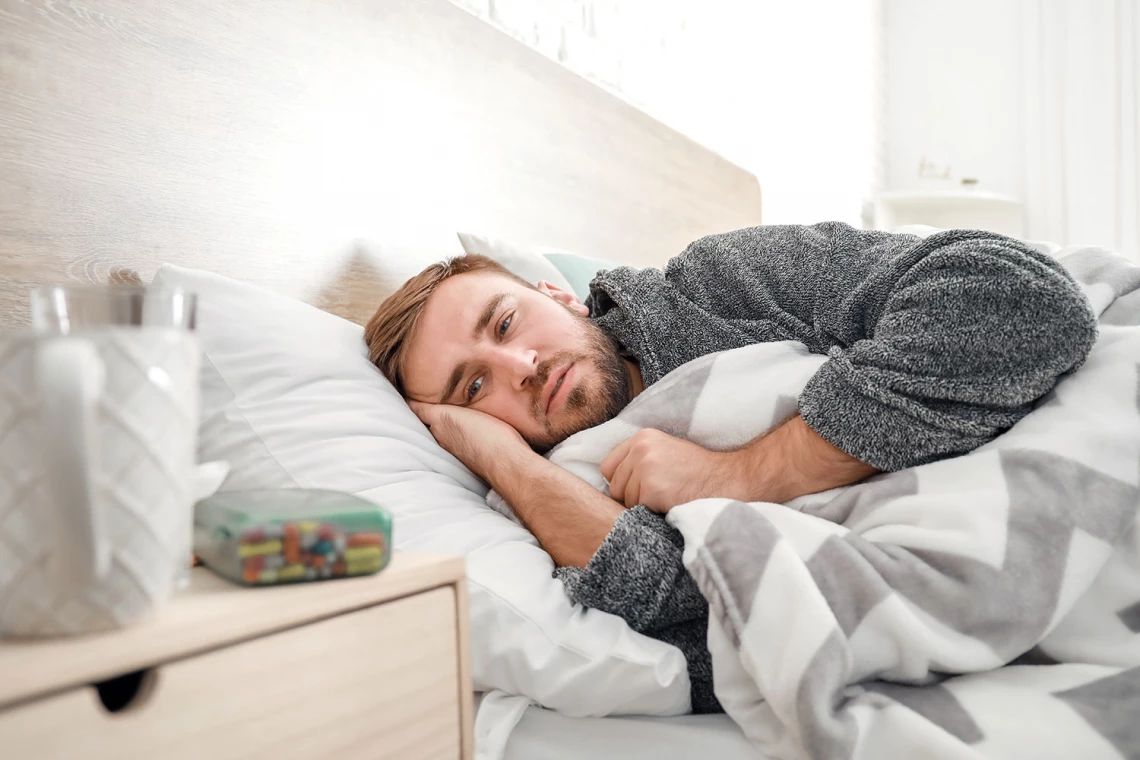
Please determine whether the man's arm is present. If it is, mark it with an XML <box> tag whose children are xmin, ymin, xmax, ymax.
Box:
<box><xmin>408</xmin><ymin>400</ymin><xmax>710</xmax><ymax>635</ymax></box>
<box><xmin>489</xmin><ymin>448</ymin><xmax>709</xmax><ymax>632</ymax></box>
<box><xmin>488</xmin><ymin>446</ymin><xmax>623</xmax><ymax>568</ymax></box>
<box><xmin>408</xmin><ymin>399</ymin><xmax>619</xmax><ymax>566</ymax></box>
<box><xmin>591</xmin><ymin>223</ymin><xmax>1097</xmax><ymax>505</ymax></box>
<box><xmin>733</xmin><ymin>414</ymin><xmax>878</xmax><ymax>502</ymax></box>
<box><xmin>656</xmin><ymin>223</ymin><xmax>1098</xmax><ymax>473</ymax></box>
<box><xmin>600</xmin><ymin>415</ymin><xmax>877</xmax><ymax>513</ymax></box>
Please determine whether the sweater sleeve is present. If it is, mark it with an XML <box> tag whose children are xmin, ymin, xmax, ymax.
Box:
<box><xmin>795</xmin><ymin>226</ymin><xmax>1098</xmax><ymax>470</ymax></box>
<box><xmin>553</xmin><ymin>506</ymin><xmax>707</xmax><ymax>634</ymax></box>
<box><xmin>554</xmin><ymin>506</ymin><xmax>721</xmax><ymax>713</ymax></box>
<box><xmin>661</xmin><ymin>223</ymin><xmax>1099</xmax><ymax>471</ymax></box>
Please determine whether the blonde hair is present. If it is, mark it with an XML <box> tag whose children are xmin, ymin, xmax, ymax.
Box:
<box><xmin>364</xmin><ymin>254</ymin><xmax>531</xmax><ymax>394</ymax></box>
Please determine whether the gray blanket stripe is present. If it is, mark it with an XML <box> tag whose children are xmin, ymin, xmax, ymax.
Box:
<box><xmin>861</xmin><ymin>682</ymin><xmax>984</xmax><ymax>745</ymax></box>
<box><xmin>1118</xmin><ymin>601</ymin><xmax>1140</xmax><ymax>634</ymax></box>
<box><xmin>694</xmin><ymin>501</ymin><xmax>783</xmax><ymax>649</ymax></box>
<box><xmin>796</xmin><ymin>631</ymin><xmax>859</xmax><ymax>759</ymax></box>
<box><xmin>1055</xmin><ymin>667</ymin><xmax>1140</xmax><ymax>759</ymax></box>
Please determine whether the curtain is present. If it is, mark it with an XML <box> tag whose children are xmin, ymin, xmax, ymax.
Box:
<box><xmin>1022</xmin><ymin>0</ymin><xmax>1139</xmax><ymax>260</ymax></box>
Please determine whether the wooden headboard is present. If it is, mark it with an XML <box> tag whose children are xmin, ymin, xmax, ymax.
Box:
<box><xmin>0</xmin><ymin>0</ymin><xmax>761</xmax><ymax>328</ymax></box>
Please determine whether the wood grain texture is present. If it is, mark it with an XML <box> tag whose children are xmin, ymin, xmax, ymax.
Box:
<box><xmin>0</xmin><ymin>587</ymin><xmax>462</xmax><ymax>759</ymax></box>
<box><xmin>453</xmin><ymin>565</ymin><xmax>474</xmax><ymax>760</ymax></box>
<box><xmin>0</xmin><ymin>552</ymin><xmax>466</xmax><ymax>709</ymax></box>
<box><xmin>0</xmin><ymin>0</ymin><xmax>761</xmax><ymax>329</ymax></box>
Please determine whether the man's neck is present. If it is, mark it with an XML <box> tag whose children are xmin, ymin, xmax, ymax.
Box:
<box><xmin>625</xmin><ymin>360</ymin><xmax>645</xmax><ymax>399</ymax></box>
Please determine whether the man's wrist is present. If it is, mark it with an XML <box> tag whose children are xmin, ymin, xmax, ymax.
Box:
<box><xmin>729</xmin><ymin>417</ymin><xmax>822</xmax><ymax>504</ymax></box>
<box><xmin>726</xmin><ymin>438</ymin><xmax>784</xmax><ymax>503</ymax></box>
<box><xmin>483</xmin><ymin>444</ymin><xmax>545</xmax><ymax>492</ymax></box>
<box><xmin>486</xmin><ymin>444</ymin><xmax>622</xmax><ymax>568</ymax></box>
<box><xmin>731</xmin><ymin>415</ymin><xmax>878</xmax><ymax>504</ymax></box>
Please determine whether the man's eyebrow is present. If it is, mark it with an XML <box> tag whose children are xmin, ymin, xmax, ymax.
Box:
<box><xmin>440</xmin><ymin>361</ymin><xmax>468</xmax><ymax>404</ymax></box>
<box><xmin>472</xmin><ymin>293</ymin><xmax>510</xmax><ymax>340</ymax></box>
<box><xmin>439</xmin><ymin>293</ymin><xmax>509</xmax><ymax>403</ymax></box>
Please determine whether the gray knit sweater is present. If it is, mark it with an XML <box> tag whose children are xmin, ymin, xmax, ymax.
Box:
<box><xmin>554</xmin><ymin>223</ymin><xmax>1097</xmax><ymax>714</ymax></box>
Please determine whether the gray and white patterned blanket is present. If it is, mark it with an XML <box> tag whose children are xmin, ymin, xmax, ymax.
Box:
<box><xmin>546</xmin><ymin>246</ymin><xmax>1140</xmax><ymax>759</ymax></box>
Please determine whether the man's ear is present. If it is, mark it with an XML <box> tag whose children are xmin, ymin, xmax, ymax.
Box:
<box><xmin>537</xmin><ymin>280</ymin><xmax>589</xmax><ymax>316</ymax></box>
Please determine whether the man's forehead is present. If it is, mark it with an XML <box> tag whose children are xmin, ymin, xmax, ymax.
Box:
<box><xmin>422</xmin><ymin>271</ymin><xmax>521</xmax><ymax>329</ymax></box>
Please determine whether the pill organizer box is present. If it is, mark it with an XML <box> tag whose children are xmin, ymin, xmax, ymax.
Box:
<box><xmin>194</xmin><ymin>489</ymin><xmax>393</xmax><ymax>586</ymax></box>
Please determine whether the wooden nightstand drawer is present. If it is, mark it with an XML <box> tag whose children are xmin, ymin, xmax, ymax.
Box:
<box><xmin>0</xmin><ymin>557</ymin><xmax>471</xmax><ymax>760</ymax></box>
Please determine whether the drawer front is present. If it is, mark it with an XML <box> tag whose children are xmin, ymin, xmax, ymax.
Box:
<box><xmin>0</xmin><ymin>586</ymin><xmax>461</xmax><ymax>760</ymax></box>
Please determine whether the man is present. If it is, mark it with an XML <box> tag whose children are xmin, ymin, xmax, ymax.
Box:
<box><xmin>364</xmin><ymin>222</ymin><xmax>1097</xmax><ymax>713</ymax></box>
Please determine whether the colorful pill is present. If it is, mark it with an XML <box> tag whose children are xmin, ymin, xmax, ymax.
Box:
<box><xmin>241</xmin><ymin>527</ymin><xmax>266</xmax><ymax>544</ymax></box>
<box><xmin>317</xmin><ymin>525</ymin><xmax>336</xmax><ymax>540</ymax></box>
<box><xmin>283</xmin><ymin>523</ymin><xmax>301</xmax><ymax>564</ymax></box>
<box><xmin>346</xmin><ymin>558</ymin><xmax>382</xmax><ymax>576</ymax></box>
<box><xmin>243</xmin><ymin>556</ymin><xmax>266</xmax><ymax>573</ymax></box>
<box><xmin>312</xmin><ymin>539</ymin><xmax>333</xmax><ymax>556</ymax></box>
<box><xmin>259</xmin><ymin>569</ymin><xmax>278</xmax><ymax>583</ymax></box>
<box><xmin>311</xmin><ymin>555</ymin><xmax>326</xmax><ymax>569</ymax></box>
<box><xmin>347</xmin><ymin>554</ymin><xmax>383</xmax><ymax>570</ymax></box>
<box><xmin>300</xmin><ymin>532</ymin><xmax>317</xmax><ymax>550</ymax></box>
<box><xmin>344</xmin><ymin>546</ymin><xmax>382</xmax><ymax>564</ymax></box>
<box><xmin>278</xmin><ymin>564</ymin><xmax>306</xmax><ymax>581</ymax></box>
<box><xmin>332</xmin><ymin>561</ymin><xmax>346</xmax><ymax>576</ymax></box>
<box><xmin>297</xmin><ymin>520</ymin><xmax>319</xmax><ymax>533</ymax></box>
<box><xmin>238</xmin><ymin>540</ymin><xmax>283</xmax><ymax>558</ymax></box>
<box><xmin>334</xmin><ymin>534</ymin><xmax>346</xmax><ymax>554</ymax></box>
<box><xmin>242</xmin><ymin>566</ymin><xmax>260</xmax><ymax>584</ymax></box>
<box><xmin>347</xmin><ymin>532</ymin><xmax>384</xmax><ymax>548</ymax></box>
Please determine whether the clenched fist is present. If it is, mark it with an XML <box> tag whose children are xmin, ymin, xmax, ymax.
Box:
<box><xmin>600</xmin><ymin>428</ymin><xmax>751</xmax><ymax>512</ymax></box>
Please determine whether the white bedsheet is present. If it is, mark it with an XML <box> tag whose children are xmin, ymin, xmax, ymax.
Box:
<box><xmin>474</xmin><ymin>692</ymin><xmax>763</xmax><ymax>760</ymax></box>
<box><xmin>503</xmin><ymin>707</ymin><xmax>765</xmax><ymax>760</ymax></box>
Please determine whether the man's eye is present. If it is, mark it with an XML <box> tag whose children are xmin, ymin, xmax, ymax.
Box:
<box><xmin>498</xmin><ymin>314</ymin><xmax>512</xmax><ymax>337</ymax></box>
<box><xmin>466</xmin><ymin>376</ymin><xmax>483</xmax><ymax>401</ymax></box>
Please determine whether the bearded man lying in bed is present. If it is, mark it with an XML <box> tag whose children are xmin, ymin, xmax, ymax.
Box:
<box><xmin>364</xmin><ymin>222</ymin><xmax>1098</xmax><ymax>714</ymax></box>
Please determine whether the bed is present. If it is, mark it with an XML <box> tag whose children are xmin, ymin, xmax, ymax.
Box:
<box><xmin>501</xmin><ymin>709</ymin><xmax>763</xmax><ymax>760</ymax></box>
<box><xmin>0</xmin><ymin>1</ymin><xmax>763</xmax><ymax>758</ymax></box>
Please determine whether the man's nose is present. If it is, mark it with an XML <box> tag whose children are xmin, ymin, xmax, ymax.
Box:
<box><xmin>500</xmin><ymin>346</ymin><xmax>539</xmax><ymax>390</ymax></box>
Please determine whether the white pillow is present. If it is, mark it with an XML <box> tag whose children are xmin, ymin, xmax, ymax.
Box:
<box><xmin>153</xmin><ymin>263</ymin><xmax>690</xmax><ymax>717</ymax></box>
<box><xmin>456</xmin><ymin>232</ymin><xmax>576</xmax><ymax>293</ymax></box>
<box><xmin>356</xmin><ymin>235</ymin><xmax>573</xmax><ymax>303</ymax></box>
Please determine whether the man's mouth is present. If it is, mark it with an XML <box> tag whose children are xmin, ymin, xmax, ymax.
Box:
<box><xmin>544</xmin><ymin>363</ymin><xmax>573</xmax><ymax>416</ymax></box>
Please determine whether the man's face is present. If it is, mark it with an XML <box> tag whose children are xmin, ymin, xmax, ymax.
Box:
<box><xmin>402</xmin><ymin>272</ymin><xmax>631</xmax><ymax>451</ymax></box>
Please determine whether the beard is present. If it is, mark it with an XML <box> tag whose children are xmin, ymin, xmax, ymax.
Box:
<box><xmin>524</xmin><ymin>316</ymin><xmax>632</xmax><ymax>453</ymax></box>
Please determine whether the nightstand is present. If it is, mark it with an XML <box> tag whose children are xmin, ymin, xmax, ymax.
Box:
<box><xmin>0</xmin><ymin>553</ymin><xmax>473</xmax><ymax>759</ymax></box>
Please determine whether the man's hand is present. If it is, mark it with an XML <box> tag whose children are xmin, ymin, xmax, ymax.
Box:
<box><xmin>601</xmin><ymin>429</ymin><xmax>750</xmax><ymax>512</ymax></box>
<box><xmin>408</xmin><ymin>401</ymin><xmax>530</xmax><ymax>482</ymax></box>
<box><xmin>600</xmin><ymin>417</ymin><xmax>879</xmax><ymax>514</ymax></box>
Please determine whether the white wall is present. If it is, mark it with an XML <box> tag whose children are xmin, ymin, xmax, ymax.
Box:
<box><xmin>884</xmin><ymin>0</ymin><xmax>1139</xmax><ymax>258</ymax></box>
<box><xmin>450</xmin><ymin>0</ymin><xmax>883</xmax><ymax>229</ymax></box>
<box><xmin>884</xmin><ymin>0</ymin><xmax>1024</xmax><ymax>198</ymax></box>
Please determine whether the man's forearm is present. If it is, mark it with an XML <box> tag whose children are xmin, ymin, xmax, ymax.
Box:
<box><xmin>735</xmin><ymin>415</ymin><xmax>878</xmax><ymax>503</ymax></box>
<box><xmin>487</xmin><ymin>448</ymin><xmax>624</xmax><ymax>568</ymax></box>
